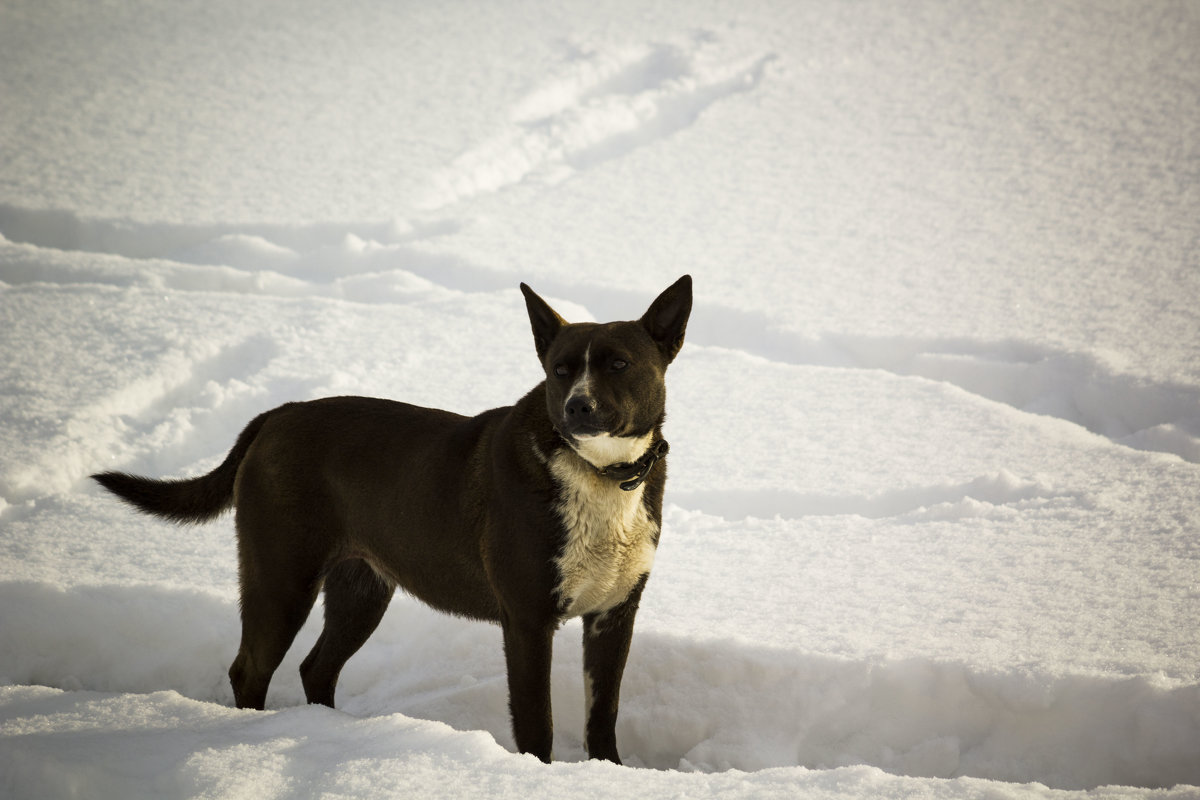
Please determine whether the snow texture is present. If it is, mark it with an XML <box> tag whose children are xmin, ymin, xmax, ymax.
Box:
<box><xmin>1</xmin><ymin>1</ymin><xmax>1199</xmax><ymax>798</ymax></box>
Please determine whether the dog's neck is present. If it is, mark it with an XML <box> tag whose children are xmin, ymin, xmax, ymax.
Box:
<box><xmin>569</xmin><ymin>432</ymin><xmax>653</xmax><ymax>468</ymax></box>
<box><xmin>565</xmin><ymin>432</ymin><xmax>668</xmax><ymax>492</ymax></box>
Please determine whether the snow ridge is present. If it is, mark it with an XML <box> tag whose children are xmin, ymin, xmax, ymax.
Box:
<box><xmin>672</xmin><ymin>471</ymin><xmax>1079</xmax><ymax>521</ymax></box>
<box><xmin>2</xmin><ymin>583</ymin><xmax>1197</xmax><ymax>791</ymax></box>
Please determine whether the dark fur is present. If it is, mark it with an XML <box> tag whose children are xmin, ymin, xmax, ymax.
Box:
<box><xmin>93</xmin><ymin>276</ymin><xmax>692</xmax><ymax>764</ymax></box>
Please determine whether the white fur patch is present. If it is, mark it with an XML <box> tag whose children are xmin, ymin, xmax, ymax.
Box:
<box><xmin>549</xmin><ymin>448</ymin><xmax>658</xmax><ymax>619</ymax></box>
<box><xmin>570</xmin><ymin>431</ymin><xmax>654</xmax><ymax>470</ymax></box>
<box><xmin>566</xmin><ymin>344</ymin><xmax>594</xmax><ymax>402</ymax></box>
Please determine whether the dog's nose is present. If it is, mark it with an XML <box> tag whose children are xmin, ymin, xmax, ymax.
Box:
<box><xmin>564</xmin><ymin>395</ymin><xmax>596</xmax><ymax>418</ymax></box>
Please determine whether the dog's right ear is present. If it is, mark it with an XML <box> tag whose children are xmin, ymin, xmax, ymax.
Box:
<box><xmin>521</xmin><ymin>283</ymin><xmax>568</xmax><ymax>364</ymax></box>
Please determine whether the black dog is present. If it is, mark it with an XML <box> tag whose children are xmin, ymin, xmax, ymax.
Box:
<box><xmin>93</xmin><ymin>276</ymin><xmax>692</xmax><ymax>764</ymax></box>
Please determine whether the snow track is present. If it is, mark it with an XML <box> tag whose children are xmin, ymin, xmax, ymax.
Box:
<box><xmin>421</xmin><ymin>35</ymin><xmax>776</xmax><ymax>208</ymax></box>
<box><xmin>6</xmin><ymin>206</ymin><xmax>1197</xmax><ymax>465</ymax></box>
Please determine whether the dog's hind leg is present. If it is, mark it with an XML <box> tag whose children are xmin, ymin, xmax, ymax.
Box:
<box><xmin>228</xmin><ymin>559</ymin><xmax>323</xmax><ymax>710</ymax></box>
<box><xmin>227</xmin><ymin>511</ymin><xmax>327</xmax><ymax>710</ymax></box>
<box><xmin>228</xmin><ymin>574</ymin><xmax>321</xmax><ymax>710</ymax></box>
<box><xmin>300</xmin><ymin>560</ymin><xmax>395</xmax><ymax>707</ymax></box>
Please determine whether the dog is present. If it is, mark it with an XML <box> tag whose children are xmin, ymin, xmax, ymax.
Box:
<box><xmin>92</xmin><ymin>275</ymin><xmax>692</xmax><ymax>764</ymax></box>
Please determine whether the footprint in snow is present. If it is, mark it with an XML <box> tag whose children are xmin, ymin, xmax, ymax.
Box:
<box><xmin>420</xmin><ymin>34</ymin><xmax>777</xmax><ymax>208</ymax></box>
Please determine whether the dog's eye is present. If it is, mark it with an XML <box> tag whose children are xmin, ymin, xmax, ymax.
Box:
<box><xmin>611</xmin><ymin>359</ymin><xmax>628</xmax><ymax>371</ymax></box>
<box><xmin>553</xmin><ymin>364</ymin><xmax>569</xmax><ymax>378</ymax></box>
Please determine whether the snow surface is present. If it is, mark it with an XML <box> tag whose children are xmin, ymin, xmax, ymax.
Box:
<box><xmin>2</xmin><ymin>1</ymin><xmax>1199</xmax><ymax>798</ymax></box>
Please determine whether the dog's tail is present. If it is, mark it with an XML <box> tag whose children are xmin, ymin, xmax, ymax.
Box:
<box><xmin>92</xmin><ymin>409</ymin><xmax>274</xmax><ymax>524</ymax></box>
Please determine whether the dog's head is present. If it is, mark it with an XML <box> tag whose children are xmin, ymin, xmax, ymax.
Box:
<box><xmin>521</xmin><ymin>276</ymin><xmax>692</xmax><ymax>466</ymax></box>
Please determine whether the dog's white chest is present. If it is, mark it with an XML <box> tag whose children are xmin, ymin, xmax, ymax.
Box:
<box><xmin>549</xmin><ymin>451</ymin><xmax>658</xmax><ymax>619</ymax></box>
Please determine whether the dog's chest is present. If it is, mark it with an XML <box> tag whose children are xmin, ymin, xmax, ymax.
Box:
<box><xmin>548</xmin><ymin>451</ymin><xmax>658</xmax><ymax>619</ymax></box>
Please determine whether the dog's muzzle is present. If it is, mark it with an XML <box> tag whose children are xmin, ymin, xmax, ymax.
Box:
<box><xmin>561</xmin><ymin>393</ymin><xmax>610</xmax><ymax>437</ymax></box>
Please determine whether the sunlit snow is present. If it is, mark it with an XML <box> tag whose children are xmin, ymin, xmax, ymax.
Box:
<box><xmin>2</xmin><ymin>1</ymin><xmax>1198</xmax><ymax>798</ymax></box>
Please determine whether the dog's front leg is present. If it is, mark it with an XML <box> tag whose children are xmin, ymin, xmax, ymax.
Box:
<box><xmin>581</xmin><ymin>576</ymin><xmax>647</xmax><ymax>764</ymax></box>
<box><xmin>501</xmin><ymin>616</ymin><xmax>555</xmax><ymax>762</ymax></box>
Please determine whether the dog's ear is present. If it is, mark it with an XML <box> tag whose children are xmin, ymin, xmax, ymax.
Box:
<box><xmin>521</xmin><ymin>283</ymin><xmax>568</xmax><ymax>364</ymax></box>
<box><xmin>640</xmin><ymin>275</ymin><xmax>692</xmax><ymax>363</ymax></box>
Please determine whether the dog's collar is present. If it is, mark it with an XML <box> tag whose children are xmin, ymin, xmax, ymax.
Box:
<box><xmin>594</xmin><ymin>438</ymin><xmax>670</xmax><ymax>491</ymax></box>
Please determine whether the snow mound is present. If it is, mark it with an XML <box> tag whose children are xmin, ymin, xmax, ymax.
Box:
<box><xmin>1</xmin><ymin>582</ymin><xmax>1197</xmax><ymax>791</ymax></box>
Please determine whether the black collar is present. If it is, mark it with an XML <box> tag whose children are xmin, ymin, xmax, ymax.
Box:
<box><xmin>595</xmin><ymin>438</ymin><xmax>670</xmax><ymax>491</ymax></box>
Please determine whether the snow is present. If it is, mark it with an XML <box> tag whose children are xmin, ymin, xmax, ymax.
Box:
<box><xmin>1</xmin><ymin>0</ymin><xmax>1198</xmax><ymax>798</ymax></box>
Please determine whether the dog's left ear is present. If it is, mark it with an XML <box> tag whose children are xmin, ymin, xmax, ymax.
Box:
<box><xmin>521</xmin><ymin>283</ymin><xmax>568</xmax><ymax>364</ymax></box>
<box><xmin>640</xmin><ymin>274</ymin><xmax>693</xmax><ymax>364</ymax></box>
